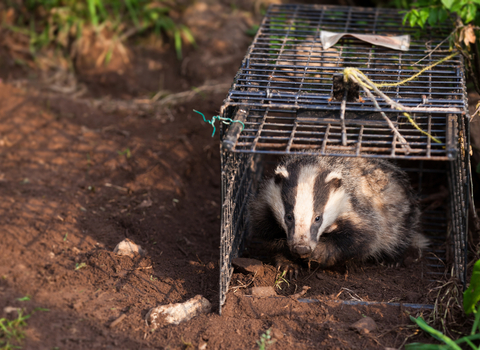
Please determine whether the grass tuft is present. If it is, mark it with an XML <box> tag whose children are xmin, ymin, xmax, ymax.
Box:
<box><xmin>2</xmin><ymin>0</ymin><xmax>195</xmax><ymax>63</ymax></box>
<box><xmin>0</xmin><ymin>309</ymin><xmax>31</xmax><ymax>350</ymax></box>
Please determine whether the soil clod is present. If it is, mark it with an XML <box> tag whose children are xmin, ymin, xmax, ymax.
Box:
<box><xmin>113</xmin><ymin>238</ymin><xmax>145</xmax><ymax>258</ymax></box>
<box><xmin>250</xmin><ymin>286</ymin><xmax>276</xmax><ymax>297</ymax></box>
<box><xmin>350</xmin><ymin>316</ymin><xmax>377</xmax><ymax>334</ymax></box>
<box><xmin>232</xmin><ymin>257</ymin><xmax>264</xmax><ymax>277</ymax></box>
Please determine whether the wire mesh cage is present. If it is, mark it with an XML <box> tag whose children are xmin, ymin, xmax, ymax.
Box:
<box><xmin>218</xmin><ymin>4</ymin><xmax>470</xmax><ymax>313</ymax></box>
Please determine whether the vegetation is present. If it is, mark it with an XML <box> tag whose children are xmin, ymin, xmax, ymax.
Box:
<box><xmin>257</xmin><ymin>328</ymin><xmax>275</xmax><ymax>350</ymax></box>
<box><xmin>0</xmin><ymin>309</ymin><xmax>31</xmax><ymax>350</ymax></box>
<box><xmin>393</xmin><ymin>0</ymin><xmax>480</xmax><ymax>93</ymax></box>
<box><xmin>407</xmin><ymin>260</ymin><xmax>480</xmax><ymax>349</ymax></box>
<box><xmin>1</xmin><ymin>0</ymin><xmax>195</xmax><ymax>62</ymax></box>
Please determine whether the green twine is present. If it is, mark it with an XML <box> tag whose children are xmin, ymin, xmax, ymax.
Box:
<box><xmin>194</xmin><ymin>109</ymin><xmax>245</xmax><ymax>137</ymax></box>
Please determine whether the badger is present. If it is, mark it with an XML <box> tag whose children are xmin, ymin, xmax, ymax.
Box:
<box><xmin>249</xmin><ymin>154</ymin><xmax>428</xmax><ymax>274</ymax></box>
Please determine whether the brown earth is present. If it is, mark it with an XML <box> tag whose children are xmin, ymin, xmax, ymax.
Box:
<box><xmin>0</xmin><ymin>1</ymin><xmax>477</xmax><ymax>349</ymax></box>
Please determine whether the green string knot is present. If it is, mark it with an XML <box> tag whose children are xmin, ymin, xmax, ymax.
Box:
<box><xmin>194</xmin><ymin>110</ymin><xmax>245</xmax><ymax>137</ymax></box>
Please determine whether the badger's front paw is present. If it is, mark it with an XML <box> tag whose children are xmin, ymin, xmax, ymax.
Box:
<box><xmin>275</xmin><ymin>254</ymin><xmax>300</xmax><ymax>280</ymax></box>
<box><xmin>311</xmin><ymin>243</ymin><xmax>338</xmax><ymax>267</ymax></box>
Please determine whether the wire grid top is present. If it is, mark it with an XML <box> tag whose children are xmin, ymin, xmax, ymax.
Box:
<box><xmin>220</xmin><ymin>5</ymin><xmax>467</xmax><ymax>160</ymax></box>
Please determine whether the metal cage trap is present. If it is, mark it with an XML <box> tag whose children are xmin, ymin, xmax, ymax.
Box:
<box><xmin>218</xmin><ymin>4</ymin><xmax>471</xmax><ymax>313</ymax></box>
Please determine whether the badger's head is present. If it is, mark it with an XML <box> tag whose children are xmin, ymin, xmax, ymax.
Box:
<box><xmin>267</xmin><ymin>158</ymin><xmax>349</xmax><ymax>259</ymax></box>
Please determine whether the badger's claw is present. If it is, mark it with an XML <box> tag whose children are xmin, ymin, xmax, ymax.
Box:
<box><xmin>275</xmin><ymin>254</ymin><xmax>300</xmax><ymax>280</ymax></box>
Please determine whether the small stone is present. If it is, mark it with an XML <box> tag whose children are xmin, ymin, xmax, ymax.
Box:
<box><xmin>113</xmin><ymin>238</ymin><xmax>145</xmax><ymax>258</ymax></box>
<box><xmin>232</xmin><ymin>258</ymin><xmax>264</xmax><ymax>277</ymax></box>
<box><xmin>137</xmin><ymin>199</ymin><xmax>152</xmax><ymax>209</ymax></box>
<box><xmin>146</xmin><ymin>295</ymin><xmax>211</xmax><ymax>329</ymax></box>
<box><xmin>251</xmin><ymin>286</ymin><xmax>276</xmax><ymax>297</ymax></box>
<box><xmin>3</xmin><ymin>306</ymin><xmax>20</xmax><ymax>314</ymax></box>
<box><xmin>350</xmin><ymin>316</ymin><xmax>377</xmax><ymax>334</ymax></box>
<box><xmin>198</xmin><ymin>340</ymin><xmax>207</xmax><ymax>350</ymax></box>
<box><xmin>271</xmin><ymin>327</ymin><xmax>284</xmax><ymax>339</ymax></box>
<box><xmin>48</xmin><ymin>252</ymin><xmax>55</xmax><ymax>259</ymax></box>
<box><xmin>72</xmin><ymin>247</ymin><xmax>81</xmax><ymax>255</ymax></box>
<box><xmin>72</xmin><ymin>301</ymin><xmax>83</xmax><ymax>311</ymax></box>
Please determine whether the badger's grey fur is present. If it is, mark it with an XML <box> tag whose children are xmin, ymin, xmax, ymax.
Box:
<box><xmin>249</xmin><ymin>155</ymin><xmax>428</xmax><ymax>269</ymax></box>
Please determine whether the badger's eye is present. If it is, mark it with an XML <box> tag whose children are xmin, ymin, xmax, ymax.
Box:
<box><xmin>286</xmin><ymin>214</ymin><xmax>293</xmax><ymax>222</ymax></box>
<box><xmin>314</xmin><ymin>216</ymin><xmax>321</xmax><ymax>222</ymax></box>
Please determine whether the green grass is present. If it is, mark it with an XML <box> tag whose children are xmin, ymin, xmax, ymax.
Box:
<box><xmin>407</xmin><ymin>260</ymin><xmax>480</xmax><ymax>349</ymax></box>
<box><xmin>0</xmin><ymin>309</ymin><xmax>31</xmax><ymax>350</ymax></box>
<box><xmin>257</xmin><ymin>328</ymin><xmax>275</xmax><ymax>350</ymax></box>
<box><xmin>3</xmin><ymin>0</ymin><xmax>195</xmax><ymax>60</ymax></box>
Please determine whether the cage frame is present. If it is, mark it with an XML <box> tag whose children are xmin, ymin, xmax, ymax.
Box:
<box><xmin>217</xmin><ymin>4</ymin><xmax>471</xmax><ymax>314</ymax></box>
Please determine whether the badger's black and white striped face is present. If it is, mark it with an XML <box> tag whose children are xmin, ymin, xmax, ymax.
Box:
<box><xmin>268</xmin><ymin>158</ymin><xmax>349</xmax><ymax>258</ymax></box>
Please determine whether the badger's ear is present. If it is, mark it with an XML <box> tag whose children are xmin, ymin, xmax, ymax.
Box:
<box><xmin>325</xmin><ymin>172</ymin><xmax>342</xmax><ymax>190</ymax></box>
<box><xmin>274</xmin><ymin>165</ymin><xmax>288</xmax><ymax>184</ymax></box>
<box><xmin>329</xmin><ymin>178</ymin><xmax>342</xmax><ymax>189</ymax></box>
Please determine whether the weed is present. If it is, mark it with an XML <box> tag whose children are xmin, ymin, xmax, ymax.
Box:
<box><xmin>274</xmin><ymin>270</ymin><xmax>289</xmax><ymax>290</ymax></box>
<box><xmin>257</xmin><ymin>328</ymin><xmax>275</xmax><ymax>350</ymax></box>
<box><xmin>0</xmin><ymin>309</ymin><xmax>31</xmax><ymax>350</ymax></box>
<box><xmin>406</xmin><ymin>259</ymin><xmax>480</xmax><ymax>349</ymax></box>
<box><xmin>117</xmin><ymin>148</ymin><xmax>131</xmax><ymax>158</ymax></box>
<box><xmin>180</xmin><ymin>336</ymin><xmax>193</xmax><ymax>349</ymax></box>
<box><xmin>75</xmin><ymin>262</ymin><xmax>87</xmax><ymax>270</ymax></box>
<box><xmin>16</xmin><ymin>296</ymin><xmax>31</xmax><ymax>302</ymax></box>
<box><xmin>3</xmin><ymin>0</ymin><xmax>195</xmax><ymax>62</ymax></box>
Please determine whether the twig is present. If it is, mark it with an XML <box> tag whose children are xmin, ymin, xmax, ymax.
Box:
<box><xmin>348</xmin><ymin>74</ymin><xmax>411</xmax><ymax>153</ymax></box>
<box><xmin>290</xmin><ymin>286</ymin><xmax>311</xmax><ymax>300</ymax></box>
<box><xmin>340</xmin><ymin>89</ymin><xmax>348</xmax><ymax>146</ymax></box>
<box><xmin>153</xmin><ymin>83</ymin><xmax>231</xmax><ymax>105</ymax></box>
<box><xmin>346</xmin><ymin>69</ymin><xmax>444</xmax><ymax>144</ymax></box>
<box><xmin>177</xmin><ymin>244</ymin><xmax>188</xmax><ymax>257</ymax></box>
<box><xmin>109</xmin><ymin>314</ymin><xmax>127</xmax><ymax>328</ymax></box>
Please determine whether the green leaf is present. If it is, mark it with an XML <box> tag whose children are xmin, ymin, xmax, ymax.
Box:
<box><xmin>174</xmin><ymin>29</ymin><xmax>182</xmax><ymax>60</ymax></box>
<box><xmin>441</xmin><ymin>0</ymin><xmax>455</xmax><ymax>9</ymax></box>
<box><xmin>464</xmin><ymin>259</ymin><xmax>480</xmax><ymax>314</ymax></box>
<box><xmin>465</xmin><ymin>3</ymin><xmax>477</xmax><ymax>23</ymax></box>
<box><xmin>409</xmin><ymin>11</ymin><xmax>419</xmax><ymax>27</ymax></box>
<box><xmin>405</xmin><ymin>343</ymin><xmax>447</xmax><ymax>349</ymax></box>
<box><xmin>418</xmin><ymin>8</ymin><xmax>430</xmax><ymax>27</ymax></box>
<box><xmin>410</xmin><ymin>316</ymin><xmax>462</xmax><ymax>350</ymax></box>
<box><xmin>428</xmin><ymin>7</ymin><xmax>439</xmax><ymax>26</ymax></box>
<box><xmin>438</xmin><ymin>8</ymin><xmax>449</xmax><ymax>22</ymax></box>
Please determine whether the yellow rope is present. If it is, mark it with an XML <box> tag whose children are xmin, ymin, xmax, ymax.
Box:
<box><xmin>342</xmin><ymin>52</ymin><xmax>459</xmax><ymax>145</ymax></box>
<box><xmin>344</xmin><ymin>51</ymin><xmax>459</xmax><ymax>89</ymax></box>
<box><xmin>401</xmin><ymin>112</ymin><xmax>441</xmax><ymax>143</ymax></box>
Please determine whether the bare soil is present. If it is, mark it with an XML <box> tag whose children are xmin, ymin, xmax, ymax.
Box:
<box><xmin>0</xmin><ymin>1</ymin><xmax>478</xmax><ymax>349</ymax></box>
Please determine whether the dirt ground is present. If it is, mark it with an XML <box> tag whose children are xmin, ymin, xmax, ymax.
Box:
<box><xmin>1</xmin><ymin>1</ymin><xmax>479</xmax><ymax>349</ymax></box>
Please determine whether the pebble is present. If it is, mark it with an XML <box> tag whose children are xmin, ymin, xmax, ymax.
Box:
<box><xmin>146</xmin><ymin>295</ymin><xmax>211</xmax><ymax>329</ymax></box>
<box><xmin>3</xmin><ymin>306</ymin><xmax>20</xmax><ymax>314</ymax></box>
<box><xmin>232</xmin><ymin>258</ymin><xmax>264</xmax><ymax>277</ymax></box>
<box><xmin>350</xmin><ymin>316</ymin><xmax>377</xmax><ymax>334</ymax></box>
<box><xmin>251</xmin><ymin>286</ymin><xmax>276</xmax><ymax>297</ymax></box>
<box><xmin>271</xmin><ymin>327</ymin><xmax>285</xmax><ymax>339</ymax></box>
<box><xmin>113</xmin><ymin>238</ymin><xmax>145</xmax><ymax>258</ymax></box>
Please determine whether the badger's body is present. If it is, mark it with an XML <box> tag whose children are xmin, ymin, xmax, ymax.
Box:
<box><xmin>249</xmin><ymin>155</ymin><xmax>428</xmax><ymax>268</ymax></box>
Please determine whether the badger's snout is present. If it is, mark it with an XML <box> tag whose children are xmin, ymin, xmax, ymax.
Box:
<box><xmin>293</xmin><ymin>245</ymin><xmax>312</xmax><ymax>258</ymax></box>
